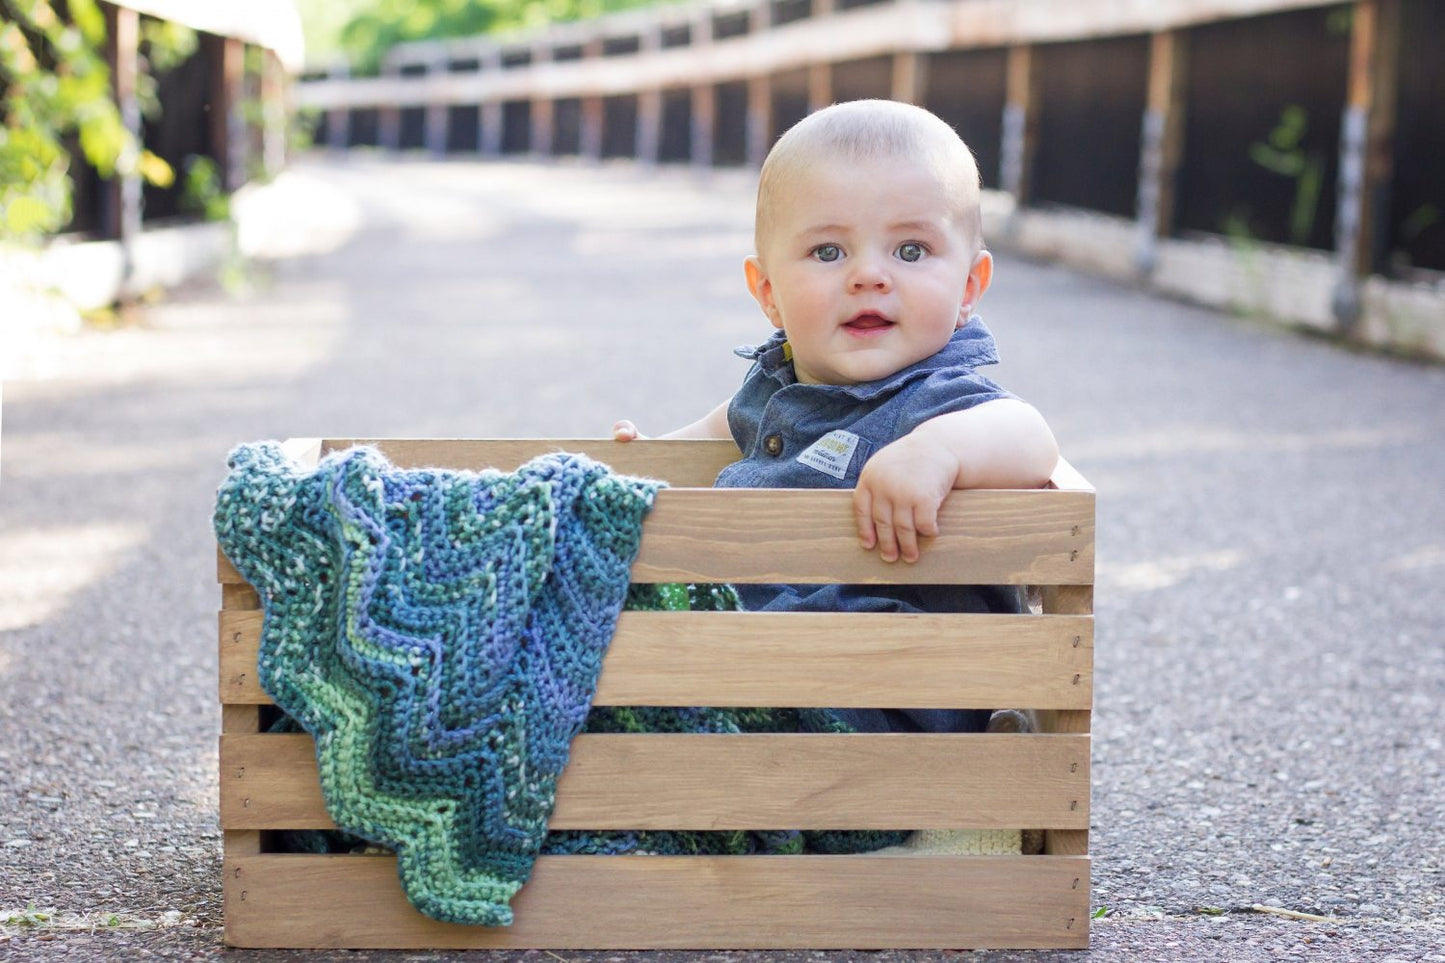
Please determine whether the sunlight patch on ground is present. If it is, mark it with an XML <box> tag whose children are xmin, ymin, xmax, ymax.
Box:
<box><xmin>375</xmin><ymin>157</ymin><xmax>758</xmax><ymax>233</ymax></box>
<box><xmin>0</xmin><ymin>522</ymin><xmax>148</xmax><ymax>632</ymax></box>
<box><xmin>1385</xmin><ymin>545</ymin><xmax>1445</xmax><ymax>572</ymax></box>
<box><xmin>1098</xmin><ymin>549</ymin><xmax>1246</xmax><ymax>593</ymax></box>
<box><xmin>233</xmin><ymin>168</ymin><xmax>364</xmax><ymax>259</ymax></box>
<box><xmin>6</xmin><ymin>283</ymin><xmax>346</xmax><ymax>400</ymax></box>
<box><xmin>1</xmin><ymin>433</ymin><xmax>208</xmax><ymax>480</ymax></box>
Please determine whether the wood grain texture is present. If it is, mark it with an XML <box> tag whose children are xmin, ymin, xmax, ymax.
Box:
<box><xmin>320</xmin><ymin>437</ymin><xmax>741</xmax><ymax>486</ymax></box>
<box><xmin>221</xmin><ymin>582</ymin><xmax>259</xmax><ymax>610</ymax></box>
<box><xmin>223</xmin><ymin>852</ymin><xmax>1091</xmax><ymax>949</ymax></box>
<box><xmin>1040</xmin><ymin>585</ymin><xmax>1093</xmax><ymax>856</ymax></box>
<box><xmin>215</xmin><ymin>437</ymin><xmax>1096</xmax><ymax>948</ymax></box>
<box><xmin>215</xmin><ymin>487</ymin><xmax>1093</xmax><ymax>586</ymax></box>
<box><xmin>220</xmin><ymin>732</ymin><xmax>1090</xmax><ymax>831</ymax></box>
<box><xmin>220</xmin><ymin>609</ymin><xmax>1094</xmax><ymax>708</ymax></box>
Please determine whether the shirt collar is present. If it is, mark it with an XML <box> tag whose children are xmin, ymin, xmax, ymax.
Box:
<box><xmin>733</xmin><ymin>316</ymin><xmax>1002</xmax><ymax>399</ymax></box>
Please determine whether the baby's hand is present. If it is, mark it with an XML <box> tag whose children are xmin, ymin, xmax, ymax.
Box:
<box><xmin>612</xmin><ymin>420</ymin><xmax>643</xmax><ymax>442</ymax></box>
<box><xmin>853</xmin><ymin>434</ymin><xmax>957</xmax><ymax>563</ymax></box>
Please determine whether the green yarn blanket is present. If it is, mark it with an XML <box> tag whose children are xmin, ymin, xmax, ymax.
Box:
<box><xmin>214</xmin><ymin>443</ymin><xmax>903</xmax><ymax>927</ymax></box>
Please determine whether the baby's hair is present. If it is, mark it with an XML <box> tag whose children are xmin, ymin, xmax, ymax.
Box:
<box><xmin>755</xmin><ymin>99</ymin><xmax>984</xmax><ymax>257</ymax></box>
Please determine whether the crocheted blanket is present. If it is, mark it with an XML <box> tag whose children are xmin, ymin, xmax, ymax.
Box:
<box><xmin>214</xmin><ymin>443</ymin><xmax>903</xmax><ymax>927</ymax></box>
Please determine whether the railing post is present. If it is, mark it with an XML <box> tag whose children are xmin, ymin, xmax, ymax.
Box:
<box><xmin>691</xmin><ymin>11</ymin><xmax>715</xmax><ymax>169</ymax></box>
<box><xmin>1000</xmin><ymin>44</ymin><xmax>1039</xmax><ymax>223</ymax></box>
<box><xmin>807</xmin><ymin>0</ymin><xmax>834</xmax><ymax>112</ymax></box>
<box><xmin>892</xmin><ymin>50</ymin><xmax>927</xmax><ymax>105</ymax></box>
<box><xmin>210</xmin><ymin>37</ymin><xmax>247</xmax><ymax>190</ymax></box>
<box><xmin>480</xmin><ymin>48</ymin><xmax>503</xmax><ymax>158</ymax></box>
<box><xmin>379</xmin><ymin>56</ymin><xmax>401</xmax><ymax>152</ymax></box>
<box><xmin>1333</xmin><ymin>0</ymin><xmax>1401</xmax><ymax>333</ymax></box>
<box><xmin>637</xmin><ymin>22</ymin><xmax>663</xmax><ymax>165</ymax></box>
<box><xmin>1134</xmin><ymin>30</ymin><xmax>1188</xmax><ymax>275</ymax></box>
<box><xmin>425</xmin><ymin>47</ymin><xmax>449</xmax><ymax>157</ymax></box>
<box><xmin>261</xmin><ymin>51</ymin><xmax>288</xmax><ymax>177</ymax></box>
<box><xmin>103</xmin><ymin>3</ymin><xmax>141</xmax><ymax>263</ymax></box>
<box><xmin>326</xmin><ymin>59</ymin><xmax>351</xmax><ymax>152</ymax></box>
<box><xmin>531</xmin><ymin>42</ymin><xmax>555</xmax><ymax>158</ymax></box>
<box><xmin>581</xmin><ymin>37</ymin><xmax>605</xmax><ymax>163</ymax></box>
<box><xmin>746</xmin><ymin>0</ymin><xmax>773</xmax><ymax>167</ymax></box>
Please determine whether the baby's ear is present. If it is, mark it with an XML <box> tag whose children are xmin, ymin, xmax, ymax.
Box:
<box><xmin>958</xmin><ymin>249</ymin><xmax>994</xmax><ymax>326</ymax></box>
<box><xmin>744</xmin><ymin>256</ymin><xmax>782</xmax><ymax>328</ymax></box>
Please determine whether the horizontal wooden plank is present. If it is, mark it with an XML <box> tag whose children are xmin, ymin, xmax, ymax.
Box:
<box><xmin>224</xmin><ymin>852</ymin><xmax>1091</xmax><ymax>949</ymax></box>
<box><xmin>631</xmin><ymin>488</ymin><xmax>1093</xmax><ymax>584</ymax></box>
<box><xmin>220</xmin><ymin>732</ymin><xmax>1090</xmax><ymax>831</ymax></box>
<box><xmin>317</xmin><ymin>441</ymin><xmax>1093</xmax><ymax>493</ymax></box>
<box><xmin>217</xmin><ymin>486</ymin><xmax>1093</xmax><ymax>585</ymax></box>
<box><xmin>295</xmin><ymin>0</ymin><xmax>1338</xmax><ymax>109</ymax></box>
<box><xmin>220</xmin><ymin>610</ymin><xmax>1093</xmax><ymax>708</ymax></box>
<box><xmin>321</xmin><ymin>438</ymin><xmax>742</xmax><ymax>487</ymax></box>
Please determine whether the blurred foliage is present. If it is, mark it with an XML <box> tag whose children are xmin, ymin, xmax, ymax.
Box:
<box><xmin>137</xmin><ymin>17</ymin><xmax>197</xmax><ymax>120</ymax></box>
<box><xmin>180</xmin><ymin>155</ymin><xmax>230</xmax><ymax>222</ymax></box>
<box><xmin>1248</xmin><ymin>105</ymin><xmax>1323</xmax><ymax>247</ymax></box>
<box><xmin>296</xmin><ymin>0</ymin><xmax>670</xmax><ymax>75</ymax></box>
<box><xmin>1226</xmin><ymin>105</ymin><xmax>1327</xmax><ymax>249</ymax></box>
<box><xmin>0</xmin><ymin>0</ymin><xmax>177</xmax><ymax>241</ymax></box>
<box><xmin>1248</xmin><ymin>105</ymin><xmax>1325</xmax><ymax>247</ymax></box>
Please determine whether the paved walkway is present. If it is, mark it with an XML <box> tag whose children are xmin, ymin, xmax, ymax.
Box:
<box><xmin>2</xmin><ymin>156</ymin><xmax>1443</xmax><ymax>961</ymax></box>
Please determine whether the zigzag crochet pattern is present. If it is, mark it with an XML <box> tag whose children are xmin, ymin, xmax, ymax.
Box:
<box><xmin>214</xmin><ymin>442</ymin><xmax>665</xmax><ymax>926</ymax></box>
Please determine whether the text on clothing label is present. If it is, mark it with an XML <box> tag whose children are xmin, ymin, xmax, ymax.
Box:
<box><xmin>796</xmin><ymin>430</ymin><xmax>861</xmax><ymax>479</ymax></box>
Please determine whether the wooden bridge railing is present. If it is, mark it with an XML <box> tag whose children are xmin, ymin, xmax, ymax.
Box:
<box><xmin>293</xmin><ymin>0</ymin><xmax>1444</xmax><ymax>360</ymax></box>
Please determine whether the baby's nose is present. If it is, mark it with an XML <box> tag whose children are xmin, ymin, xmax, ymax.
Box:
<box><xmin>847</xmin><ymin>258</ymin><xmax>891</xmax><ymax>291</ymax></box>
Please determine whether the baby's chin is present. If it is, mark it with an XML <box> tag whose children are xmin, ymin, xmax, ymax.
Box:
<box><xmin>797</xmin><ymin>355</ymin><xmax>909</xmax><ymax>386</ymax></box>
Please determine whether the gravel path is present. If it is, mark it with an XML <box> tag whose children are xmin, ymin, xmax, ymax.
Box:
<box><xmin>2</xmin><ymin>156</ymin><xmax>1442</xmax><ymax>961</ymax></box>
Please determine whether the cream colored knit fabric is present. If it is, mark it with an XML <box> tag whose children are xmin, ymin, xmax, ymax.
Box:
<box><xmin>872</xmin><ymin>828</ymin><xmax>1022</xmax><ymax>855</ymax></box>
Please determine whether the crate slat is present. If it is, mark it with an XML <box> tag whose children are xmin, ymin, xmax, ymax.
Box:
<box><xmin>224</xmin><ymin>852</ymin><xmax>1091</xmax><ymax>949</ymax></box>
<box><xmin>1039</xmin><ymin>585</ymin><xmax>1094</xmax><ymax>858</ymax></box>
<box><xmin>220</xmin><ymin>609</ymin><xmax>1093</xmax><ymax>708</ymax></box>
<box><xmin>315</xmin><ymin>440</ymin><xmax>1091</xmax><ymax>496</ymax></box>
<box><xmin>217</xmin><ymin>487</ymin><xmax>1093</xmax><ymax>586</ymax></box>
<box><xmin>220</xmin><ymin>732</ymin><xmax>1090</xmax><ymax>831</ymax></box>
<box><xmin>321</xmin><ymin>438</ymin><xmax>742</xmax><ymax>486</ymax></box>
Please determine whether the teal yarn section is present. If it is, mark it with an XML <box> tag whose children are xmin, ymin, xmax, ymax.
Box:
<box><xmin>214</xmin><ymin>442</ymin><xmax>663</xmax><ymax>926</ymax></box>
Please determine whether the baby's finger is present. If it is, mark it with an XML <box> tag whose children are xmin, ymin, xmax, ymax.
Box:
<box><xmin>612</xmin><ymin>420</ymin><xmax>639</xmax><ymax>442</ymax></box>
<box><xmin>853</xmin><ymin>488</ymin><xmax>877</xmax><ymax>550</ymax></box>
<box><xmin>915</xmin><ymin>501</ymin><xmax>940</xmax><ymax>540</ymax></box>
<box><xmin>872</xmin><ymin>504</ymin><xmax>899</xmax><ymax>563</ymax></box>
<box><xmin>894</xmin><ymin>509</ymin><xmax>921</xmax><ymax>564</ymax></box>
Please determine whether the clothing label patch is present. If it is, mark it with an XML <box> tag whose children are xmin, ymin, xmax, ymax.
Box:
<box><xmin>796</xmin><ymin>430</ymin><xmax>861</xmax><ymax>480</ymax></box>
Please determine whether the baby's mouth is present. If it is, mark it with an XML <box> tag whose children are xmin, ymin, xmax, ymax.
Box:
<box><xmin>844</xmin><ymin>312</ymin><xmax>894</xmax><ymax>332</ymax></box>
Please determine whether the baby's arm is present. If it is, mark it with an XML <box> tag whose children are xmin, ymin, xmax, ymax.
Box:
<box><xmin>613</xmin><ymin>400</ymin><xmax>732</xmax><ymax>441</ymax></box>
<box><xmin>854</xmin><ymin>398</ymin><xmax>1058</xmax><ymax>563</ymax></box>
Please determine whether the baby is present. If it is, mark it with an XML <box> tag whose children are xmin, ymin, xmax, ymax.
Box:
<box><xmin>614</xmin><ymin>99</ymin><xmax>1057</xmax><ymax>736</ymax></box>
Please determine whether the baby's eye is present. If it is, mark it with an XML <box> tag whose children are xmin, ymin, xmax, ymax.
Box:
<box><xmin>896</xmin><ymin>242</ymin><xmax>926</xmax><ymax>262</ymax></box>
<box><xmin>811</xmin><ymin>244</ymin><xmax>842</xmax><ymax>262</ymax></box>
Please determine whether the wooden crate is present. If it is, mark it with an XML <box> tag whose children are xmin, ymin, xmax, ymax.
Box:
<box><xmin>218</xmin><ymin>438</ymin><xmax>1094</xmax><ymax>949</ymax></box>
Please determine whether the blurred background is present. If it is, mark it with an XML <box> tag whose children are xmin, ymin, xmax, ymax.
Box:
<box><xmin>3</xmin><ymin>0</ymin><xmax>1442</xmax><ymax>364</ymax></box>
<box><xmin>3</xmin><ymin>3</ymin><xmax>1444</xmax><ymax>958</ymax></box>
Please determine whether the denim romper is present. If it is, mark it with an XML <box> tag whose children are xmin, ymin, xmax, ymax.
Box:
<box><xmin>715</xmin><ymin>317</ymin><xmax>1026</xmax><ymax>733</ymax></box>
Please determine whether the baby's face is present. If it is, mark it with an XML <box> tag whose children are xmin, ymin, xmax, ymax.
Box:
<box><xmin>749</xmin><ymin>156</ymin><xmax>981</xmax><ymax>386</ymax></box>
